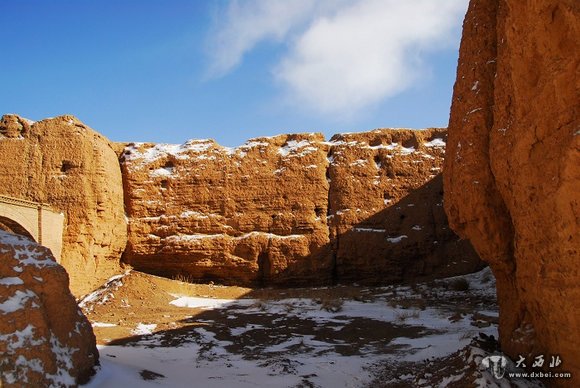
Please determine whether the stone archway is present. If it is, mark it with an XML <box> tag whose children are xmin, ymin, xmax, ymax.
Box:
<box><xmin>0</xmin><ymin>216</ymin><xmax>35</xmax><ymax>241</ymax></box>
<box><xmin>0</xmin><ymin>195</ymin><xmax>65</xmax><ymax>262</ymax></box>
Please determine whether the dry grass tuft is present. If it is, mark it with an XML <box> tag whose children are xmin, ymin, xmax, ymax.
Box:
<box><xmin>317</xmin><ymin>297</ymin><xmax>344</xmax><ymax>313</ymax></box>
<box><xmin>388</xmin><ymin>298</ymin><xmax>427</xmax><ymax>310</ymax></box>
<box><xmin>394</xmin><ymin>310</ymin><xmax>420</xmax><ymax>322</ymax></box>
<box><xmin>449</xmin><ymin>278</ymin><xmax>470</xmax><ymax>292</ymax></box>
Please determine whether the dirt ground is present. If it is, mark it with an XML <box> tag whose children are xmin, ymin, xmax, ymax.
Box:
<box><xmin>80</xmin><ymin>270</ymin><xmax>496</xmax><ymax>348</ymax></box>
<box><xmin>79</xmin><ymin>269</ymin><xmax>543</xmax><ymax>387</ymax></box>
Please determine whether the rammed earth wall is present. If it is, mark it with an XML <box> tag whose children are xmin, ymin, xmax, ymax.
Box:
<box><xmin>120</xmin><ymin>128</ymin><xmax>481</xmax><ymax>286</ymax></box>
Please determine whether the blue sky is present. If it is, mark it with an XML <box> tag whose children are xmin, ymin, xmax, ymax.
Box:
<box><xmin>0</xmin><ymin>0</ymin><xmax>468</xmax><ymax>147</ymax></box>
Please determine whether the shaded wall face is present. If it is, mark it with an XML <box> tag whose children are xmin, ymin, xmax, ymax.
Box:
<box><xmin>0</xmin><ymin>114</ymin><xmax>127</xmax><ymax>296</ymax></box>
<box><xmin>121</xmin><ymin>128</ymin><xmax>482</xmax><ymax>287</ymax></box>
<box><xmin>327</xmin><ymin>130</ymin><xmax>482</xmax><ymax>284</ymax></box>
<box><xmin>444</xmin><ymin>0</ymin><xmax>579</xmax><ymax>382</ymax></box>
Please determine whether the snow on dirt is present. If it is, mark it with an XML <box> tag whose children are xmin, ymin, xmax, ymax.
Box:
<box><xmin>83</xmin><ymin>268</ymin><xmax>501</xmax><ymax>387</ymax></box>
<box><xmin>169</xmin><ymin>296</ymin><xmax>254</xmax><ymax>310</ymax></box>
<box><xmin>78</xmin><ymin>271</ymin><xmax>130</xmax><ymax>311</ymax></box>
<box><xmin>131</xmin><ymin>323</ymin><xmax>158</xmax><ymax>336</ymax></box>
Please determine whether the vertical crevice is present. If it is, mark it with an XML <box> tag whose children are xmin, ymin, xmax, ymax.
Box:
<box><xmin>117</xmin><ymin>147</ymin><xmax>132</xmax><ymax>266</ymax></box>
<box><xmin>257</xmin><ymin>249</ymin><xmax>270</xmax><ymax>288</ymax></box>
<box><xmin>331</xmin><ymin>233</ymin><xmax>338</xmax><ymax>285</ymax></box>
<box><xmin>326</xmin><ymin>146</ymin><xmax>338</xmax><ymax>285</ymax></box>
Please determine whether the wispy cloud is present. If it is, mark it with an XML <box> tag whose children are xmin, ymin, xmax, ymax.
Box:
<box><xmin>206</xmin><ymin>0</ymin><xmax>468</xmax><ymax>118</ymax></box>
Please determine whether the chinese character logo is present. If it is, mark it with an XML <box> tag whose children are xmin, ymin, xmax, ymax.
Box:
<box><xmin>549</xmin><ymin>355</ymin><xmax>561</xmax><ymax>368</ymax></box>
<box><xmin>532</xmin><ymin>355</ymin><xmax>545</xmax><ymax>368</ymax></box>
<box><xmin>481</xmin><ymin>355</ymin><xmax>509</xmax><ymax>379</ymax></box>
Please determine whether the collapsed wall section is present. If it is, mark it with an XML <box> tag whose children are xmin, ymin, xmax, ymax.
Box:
<box><xmin>0</xmin><ymin>230</ymin><xmax>98</xmax><ymax>386</ymax></box>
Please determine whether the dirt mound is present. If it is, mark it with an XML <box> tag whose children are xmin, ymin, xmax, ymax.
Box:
<box><xmin>0</xmin><ymin>230</ymin><xmax>98</xmax><ymax>386</ymax></box>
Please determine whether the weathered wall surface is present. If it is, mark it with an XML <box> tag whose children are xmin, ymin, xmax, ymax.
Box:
<box><xmin>0</xmin><ymin>230</ymin><xmax>98</xmax><ymax>386</ymax></box>
<box><xmin>444</xmin><ymin>0</ymin><xmax>579</xmax><ymax>381</ymax></box>
<box><xmin>121</xmin><ymin>134</ymin><xmax>333</xmax><ymax>286</ymax></box>
<box><xmin>0</xmin><ymin>114</ymin><xmax>127</xmax><ymax>296</ymax></box>
<box><xmin>0</xmin><ymin>112</ymin><xmax>483</xmax><ymax>293</ymax></box>
<box><xmin>328</xmin><ymin>129</ymin><xmax>481</xmax><ymax>284</ymax></box>
<box><xmin>121</xmin><ymin>128</ymin><xmax>482</xmax><ymax>286</ymax></box>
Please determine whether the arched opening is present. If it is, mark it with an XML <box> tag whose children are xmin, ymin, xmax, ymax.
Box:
<box><xmin>0</xmin><ymin>216</ymin><xmax>35</xmax><ymax>241</ymax></box>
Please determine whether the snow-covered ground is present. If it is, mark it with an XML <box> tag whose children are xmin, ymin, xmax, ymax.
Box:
<box><xmin>84</xmin><ymin>268</ymin><xmax>499</xmax><ymax>387</ymax></box>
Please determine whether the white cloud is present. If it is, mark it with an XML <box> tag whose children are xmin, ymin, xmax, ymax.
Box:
<box><xmin>205</xmin><ymin>0</ymin><xmax>318</xmax><ymax>77</ymax></box>
<box><xmin>206</xmin><ymin>0</ymin><xmax>468</xmax><ymax>117</ymax></box>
